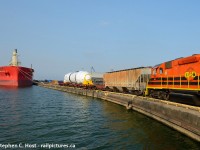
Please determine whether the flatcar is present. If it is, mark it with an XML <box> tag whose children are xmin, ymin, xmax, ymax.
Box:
<box><xmin>64</xmin><ymin>71</ymin><xmax>104</xmax><ymax>88</ymax></box>
<box><xmin>145</xmin><ymin>54</ymin><xmax>200</xmax><ymax>105</ymax></box>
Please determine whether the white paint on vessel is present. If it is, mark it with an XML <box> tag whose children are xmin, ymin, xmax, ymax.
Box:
<box><xmin>64</xmin><ymin>71</ymin><xmax>91</xmax><ymax>84</ymax></box>
<box><xmin>9</xmin><ymin>49</ymin><xmax>21</xmax><ymax>66</ymax></box>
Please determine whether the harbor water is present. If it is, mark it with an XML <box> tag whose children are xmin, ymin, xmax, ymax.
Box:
<box><xmin>0</xmin><ymin>86</ymin><xmax>199</xmax><ymax>150</ymax></box>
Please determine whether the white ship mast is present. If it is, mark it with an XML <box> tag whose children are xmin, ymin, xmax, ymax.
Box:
<box><xmin>9</xmin><ymin>49</ymin><xmax>21</xmax><ymax>66</ymax></box>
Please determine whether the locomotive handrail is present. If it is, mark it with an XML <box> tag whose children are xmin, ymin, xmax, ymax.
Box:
<box><xmin>198</xmin><ymin>74</ymin><xmax>199</xmax><ymax>89</ymax></box>
<box><xmin>167</xmin><ymin>76</ymin><xmax>168</xmax><ymax>87</ymax></box>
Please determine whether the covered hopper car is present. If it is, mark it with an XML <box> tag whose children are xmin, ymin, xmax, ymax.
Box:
<box><xmin>103</xmin><ymin>67</ymin><xmax>151</xmax><ymax>95</ymax></box>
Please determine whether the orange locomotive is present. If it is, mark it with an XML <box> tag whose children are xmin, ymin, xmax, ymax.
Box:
<box><xmin>145</xmin><ymin>54</ymin><xmax>200</xmax><ymax>103</ymax></box>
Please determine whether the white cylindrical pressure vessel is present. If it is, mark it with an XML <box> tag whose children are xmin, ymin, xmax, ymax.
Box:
<box><xmin>63</xmin><ymin>71</ymin><xmax>91</xmax><ymax>84</ymax></box>
<box><xmin>76</xmin><ymin>71</ymin><xmax>91</xmax><ymax>84</ymax></box>
<box><xmin>69</xmin><ymin>72</ymin><xmax>78</xmax><ymax>83</ymax></box>
<box><xmin>64</xmin><ymin>72</ymin><xmax>72</xmax><ymax>83</ymax></box>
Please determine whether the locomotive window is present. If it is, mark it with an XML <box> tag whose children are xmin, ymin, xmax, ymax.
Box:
<box><xmin>153</xmin><ymin>69</ymin><xmax>157</xmax><ymax>75</ymax></box>
<box><xmin>159</xmin><ymin>68</ymin><xmax>163</xmax><ymax>74</ymax></box>
<box><xmin>165</xmin><ymin>61</ymin><xmax>172</xmax><ymax>69</ymax></box>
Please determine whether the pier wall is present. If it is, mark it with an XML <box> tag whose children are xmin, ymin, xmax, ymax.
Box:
<box><xmin>38</xmin><ymin>83</ymin><xmax>200</xmax><ymax>142</ymax></box>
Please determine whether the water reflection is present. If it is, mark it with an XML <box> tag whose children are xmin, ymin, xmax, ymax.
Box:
<box><xmin>100</xmin><ymin>101</ymin><xmax>200</xmax><ymax>149</ymax></box>
<box><xmin>0</xmin><ymin>87</ymin><xmax>199</xmax><ymax>149</ymax></box>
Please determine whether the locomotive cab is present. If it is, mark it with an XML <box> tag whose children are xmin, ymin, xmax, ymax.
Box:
<box><xmin>151</xmin><ymin>64</ymin><xmax>165</xmax><ymax>78</ymax></box>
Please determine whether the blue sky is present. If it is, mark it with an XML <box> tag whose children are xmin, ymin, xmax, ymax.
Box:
<box><xmin>0</xmin><ymin>0</ymin><xmax>200</xmax><ymax>80</ymax></box>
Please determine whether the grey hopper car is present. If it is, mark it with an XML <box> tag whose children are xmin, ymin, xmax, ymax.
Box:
<box><xmin>103</xmin><ymin>67</ymin><xmax>152</xmax><ymax>94</ymax></box>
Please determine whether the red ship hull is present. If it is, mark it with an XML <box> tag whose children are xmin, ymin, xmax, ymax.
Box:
<box><xmin>0</xmin><ymin>66</ymin><xmax>34</xmax><ymax>87</ymax></box>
